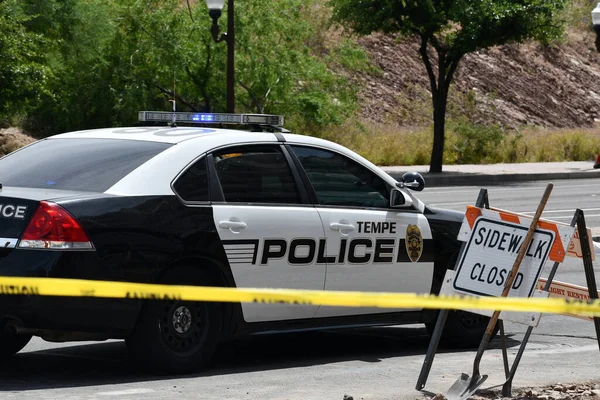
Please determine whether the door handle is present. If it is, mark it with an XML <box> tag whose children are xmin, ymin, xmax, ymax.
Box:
<box><xmin>219</xmin><ymin>220</ymin><xmax>247</xmax><ymax>230</ymax></box>
<box><xmin>330</xmin><ymin>222</ymin><xmax>355</xmax><ymax>232</ymax></box>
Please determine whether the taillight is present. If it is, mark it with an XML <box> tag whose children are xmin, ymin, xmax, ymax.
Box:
<box><xmin>18</xmin><ymin>201</ymin><xmax>93</xmax><ymax>250</ymax></box>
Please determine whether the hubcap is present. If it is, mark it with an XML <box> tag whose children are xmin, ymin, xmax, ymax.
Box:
<box><xmin>172</xmin><ymin>306</ymin><xmax>193</xmax><ymax>334</ymax></box>
<box><xmin>159</xmin><ymin>301</ymin><xmax>209</xmax><ymax>356</ymax></box>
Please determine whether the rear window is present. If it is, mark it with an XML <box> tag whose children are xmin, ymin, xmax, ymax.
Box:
<box><xmin>0</xmin><ymin>138</ymin><xmax>171</xmax><ymax>192</ymax></box>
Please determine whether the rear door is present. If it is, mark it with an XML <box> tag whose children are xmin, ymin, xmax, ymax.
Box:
<box><xmin>209</xmin><ymin>144</ymin><xmax>326</xmax><ymax>322</ymax></box>
<box><xmin>288</xmin><ymin>145</ymin><xmax>434</xmax><ymax>318</ymax></box>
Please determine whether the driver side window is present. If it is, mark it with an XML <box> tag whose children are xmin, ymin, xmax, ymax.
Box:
<box><xmin>290</xmin><ymin>145</ymin><xmax>389</xmax><ymax>208</ymax></box>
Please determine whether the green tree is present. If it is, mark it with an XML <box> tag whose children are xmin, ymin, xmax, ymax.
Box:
<box><xmin>25</xmin><ymin>0</ymin><xmax>357</xmax><ymax>135</ymax></box>
<box><xmin>234</xmin><ymin>0</ymin><xmax>356</xmax><ymax>127</ymax></box>
<box><xmin>0</xmin><ymin>0</ymin><xmax>62</xmax><ymax>124</ymax></box>
<box><xmin>97</xmin><ymin>0</ymin><xmax>356</xmax><ymax>129</ymax></box>
<box><xmin>330</xmin><ymin>0</ymin><xmax>568</xmax><ymax>172</ymax></box>
<box><xmin>21</xmin><ymin>0</ymin><xmax>134</xmax><ymax>134</ymax></box>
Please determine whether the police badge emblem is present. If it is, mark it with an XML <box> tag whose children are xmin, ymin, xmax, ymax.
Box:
<box><xmin>405</xmin><ymin>224</ymin><xmax>423</xmax><ymax>262</ymax></box>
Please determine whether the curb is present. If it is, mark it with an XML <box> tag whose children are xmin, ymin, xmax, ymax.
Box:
<box><xmin>383</xmin><ymin>170</ymin><xmax>600</xmax><ymax>188</ymax></box>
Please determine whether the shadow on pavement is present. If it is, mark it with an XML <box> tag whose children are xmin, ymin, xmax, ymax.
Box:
<box><xmin>0</xmin><ymin>326</ymin><xmax>521</xmax><ymax>391</ymax></box>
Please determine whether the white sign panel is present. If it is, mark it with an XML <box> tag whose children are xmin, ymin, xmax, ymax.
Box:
<box><xmin>453</xmin><ymin>217</ymin><xmax>555</xmax><ymax>298</ymax></box>
<box><xmin>441</xmin><ymin>270</ymin><xmax>545</xmax><ymax>326</ymax></box>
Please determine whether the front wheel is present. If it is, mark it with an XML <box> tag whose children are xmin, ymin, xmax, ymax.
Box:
<box><xmin>126</xmin><ymin>267</ymin><xmax>222</xmax><ymax>373</ymax></box>
<box><xmin>426</xmin><ymin>310</ymin><xmax>498</xmax><ymax>348</ymax></box>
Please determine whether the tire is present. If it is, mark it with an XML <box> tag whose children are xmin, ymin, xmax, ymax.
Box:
<box><xmin>126</xmin><ymin>266</ymin><xmax>222</xmax><ymax>373</ymax></box>
<box><xmin>426</xmin><ymin>310</ymin><xmax>498</xmax><ymax>349</ymax></box>
<box><xmin>0</xmin><ymin>333</ymin><xmax>32</xmax><ymax>358</ymax></box>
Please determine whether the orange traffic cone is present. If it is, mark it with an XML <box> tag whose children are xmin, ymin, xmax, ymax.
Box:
<box><xmin>595</xmin><ymin>154</ymin><xmax>600</xmax><ymax>169</ymax></box>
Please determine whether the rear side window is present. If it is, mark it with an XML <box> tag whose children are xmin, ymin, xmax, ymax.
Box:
<box><xmin>173</xmin><ymin>157</ymin><xmax>209</xmax><ymax>202</ymax></box>
<box><xmin>213</xmin><ymin>146</ymin><xmax>300</xmax><ymax>204</ymax></box>
<box><xmin>0</xmin><ymin>138</ymin><xmax>171</xmax><ymax>192</ymax></box>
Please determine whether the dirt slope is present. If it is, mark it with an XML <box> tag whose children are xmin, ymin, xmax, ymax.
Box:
<box><xmin>355</xmin><ymin>29</ymin><xmax>600</xmax><ymax>129</ymax></box>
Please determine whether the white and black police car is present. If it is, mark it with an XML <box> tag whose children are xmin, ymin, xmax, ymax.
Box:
<box><xmin>0</xmin><ymin>111</ymin><xmax>488</xmax><ymax>372</ymax></box>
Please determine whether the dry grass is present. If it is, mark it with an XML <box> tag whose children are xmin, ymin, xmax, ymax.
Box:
<box><xmin>0</xmin><ymin>128</ymin><xmax>36</xmax><ymax>156</ymax></box>
<box><xmin>316</xmin><ymin>121</ymin><xmax>600</xmax><ymax>166</ymax></box>
<box><xmin>318</xmin><ymin>120</ymin><xmax>433</xmax><ymax>165</ymax></box>
<box><xmin>498</xmin><ymin>127</ymin><xmax>600</xmax><ymax>163</ymax></box>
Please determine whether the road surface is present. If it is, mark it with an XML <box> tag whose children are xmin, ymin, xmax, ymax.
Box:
<box><xmin>417</xmin><ymin>178</ymin><xmax>600</xmax><ymax>229</ymax></box>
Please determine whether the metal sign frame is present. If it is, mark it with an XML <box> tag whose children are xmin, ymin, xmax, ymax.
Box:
<box><xmin>415</xmin><ymin>189</ymin><xmax>600</xmax><ymax>397</ymax></box>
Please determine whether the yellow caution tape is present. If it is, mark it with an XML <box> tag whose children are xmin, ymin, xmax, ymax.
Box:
<box><xmin>0</xmin><ymin>276</ymin><xmax>599</xmax><ymax>317</ymax></box>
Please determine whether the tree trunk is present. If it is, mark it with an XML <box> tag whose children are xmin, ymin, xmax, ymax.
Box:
<box><xmin>418</xmin><ymin>35</ymin><xmax>462</xmax><ymax>173</ymax></box>
<box><xmin>429</xmin><ymin>86</ymin><xmax>448</xmax><ymax>173</ymax></box>
<box><xmin>429</xmin><ymin>47</ymin><xmax>448</xmax><ymax>174</ymax></box>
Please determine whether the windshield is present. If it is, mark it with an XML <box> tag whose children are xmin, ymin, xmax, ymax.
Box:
<box><xmin>0</xmin><ymin>138</ymin><xmax>171</xmax><ymax>192</ymax></box>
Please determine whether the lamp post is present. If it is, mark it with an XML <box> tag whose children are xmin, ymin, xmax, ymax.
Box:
<box><xmin>206</xmin><ymin>0</ymin><xmax>235</xmax><ymax>113</ymax></box>
<box><xmin>593</xmin><ymin>3</ymin><xmax>600</xmax><ymax>52</ymax></box>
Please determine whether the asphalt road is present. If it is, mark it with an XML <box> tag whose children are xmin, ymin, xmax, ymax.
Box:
<box><xmin>417</xmin><ymin>178</ymin><xmax>600</xmax><ymax>230</ymax></box>
<box><xmin>2</xmin><ymin>178</ymin><xmax>600</xmax><ymax>399</ymax></box>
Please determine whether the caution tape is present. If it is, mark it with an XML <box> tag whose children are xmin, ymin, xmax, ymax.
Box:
<box><xmin>1</xmin><ymin>277</ymin><xmax>600</xmax><ymax>317</ymax></box>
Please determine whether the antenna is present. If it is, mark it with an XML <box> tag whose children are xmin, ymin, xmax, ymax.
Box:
<box><xmin>169</xmin><ymin>70</ymin><xmax>177</xmax><ymax>127</ymax></box>
<box><xmin>169</xmin><ymin>99</ymin><xmax>176</xmax><ymax>127</ymax></box>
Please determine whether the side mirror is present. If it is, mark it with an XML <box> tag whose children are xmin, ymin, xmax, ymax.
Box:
<box><xmin>396</xmin><ymin>171</ymin><xmax>425</xmax><ymax>192</ymax></box>
<box><xmin>390</xmin><ymin>188</ymin><xmax>414</xmax><ymax>208</ymax></box>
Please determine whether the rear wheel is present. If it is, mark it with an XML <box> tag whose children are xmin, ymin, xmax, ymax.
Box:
<box><xmin>426</xmin><ymin>310</ymin><xmax>497</xmax><ymax>348</ymax></box>
<box><xmin>0</xmin><ymin>332</ymin><xmax>32</xmax><ymax>358</ymax></box>
<box><xmin>126</xmin><ymin>267</ymin><xmax>222</xmax><ymax>373</ymax></box>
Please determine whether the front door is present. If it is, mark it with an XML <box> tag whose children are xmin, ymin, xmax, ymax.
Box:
<box><xmin>288</xmin><ymin>145</ymin><xmax>434</xmax><ymax>318</ymax></box>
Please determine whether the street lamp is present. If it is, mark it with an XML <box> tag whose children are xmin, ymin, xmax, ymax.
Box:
<box><xmin>206</xmin><ymin>0</ymin><xmax>235</xmax><ymax>113</ymax></box>
<box><xmin>592</xmin><ymin>3</ymin><xmax>600</xmax><ymax>52</ymax></box>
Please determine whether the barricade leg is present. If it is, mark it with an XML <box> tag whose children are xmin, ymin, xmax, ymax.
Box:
<box><xmin>416</xmin><ymin>309</ymin><xmax>448</xmax><ymax>390</ymax></box>
<box><xmin>499</xmin><ymin>321</ymin><xmax>509</xmax><ymax>379</ymax></box>
<box><xmin>575</xmin><ymin>210</ymin><xmax>600</xmax><ymax>351</ymax></box>
<box><xmin>502</xmin><ymin>325</ymin><xmax>533</xmax><ymax>396</ymax></box>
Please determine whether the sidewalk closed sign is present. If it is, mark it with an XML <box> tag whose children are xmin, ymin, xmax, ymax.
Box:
<box><xmin>454</xmin><ymin>206</ymin><xmax>575</xmax><ymax>298</ymax></box>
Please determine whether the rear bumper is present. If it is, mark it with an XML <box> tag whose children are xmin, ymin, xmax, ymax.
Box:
<box><xmin>0</xmin><ymin>249</ymin><xmax>142</xmax><ymax>337</ymax></box>
<box><xmin>0</xmin><ymin>295</ymin><xmax>138</xmax><ymax>339</ymax></box>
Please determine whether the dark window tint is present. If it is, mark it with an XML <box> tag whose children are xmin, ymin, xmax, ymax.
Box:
<box><xmin>0</xmin><ymin>138</ymin><xmax>171</xmax><ymax>192</ymax></box>
<box><xmin>173</xmin><ymin>157</ymin><xmax>209</xmax><ymax>202</ymax></box>
<box><xmin>291</xmin><ymin>146</ymin><xmax>389</xmax><ymax>208</ymax></box>
<box><xmin>213</xmin><ymin>146</ymin><xmax>300</xmax><ymax>204</ymax></box>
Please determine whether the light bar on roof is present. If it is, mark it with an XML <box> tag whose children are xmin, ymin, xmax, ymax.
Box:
<box><xmin>138</xmin><ymin>111</ymin><xmax>284</xmax><ymax>126</ymax></box>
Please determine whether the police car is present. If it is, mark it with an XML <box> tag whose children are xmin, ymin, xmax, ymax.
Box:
<box><xmin>0</xmin><ymin>112</ymin><xmax>488</xmax><ymax>372</ymax></box>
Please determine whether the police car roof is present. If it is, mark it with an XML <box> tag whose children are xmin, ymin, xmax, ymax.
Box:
<box><xmin>52</xmin><ymin>126</ymin><xmax>240</xmax><ymax>144</ymax></box>
<box><xmin>49</xmin><ymin>125</ymin><xmax>347</xmax><ymax>153</ymax></box>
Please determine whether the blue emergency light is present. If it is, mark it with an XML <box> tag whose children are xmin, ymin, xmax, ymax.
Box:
<box><xmin>192</xmin><ymin>114</ymin><xmax>214</xmax><ymax>122</ymax></box>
